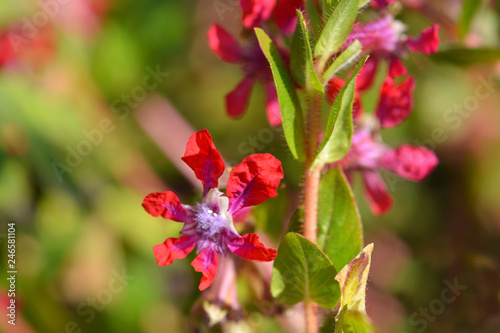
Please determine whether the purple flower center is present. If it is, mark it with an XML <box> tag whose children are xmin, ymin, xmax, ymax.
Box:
<box><xmin>194</xmin><ymin>204</ymin><xmax>233</xmax><ymax>240</ymax></box>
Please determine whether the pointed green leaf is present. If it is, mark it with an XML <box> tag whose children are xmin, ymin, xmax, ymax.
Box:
<box><xmin>314</xmin><ymin>58</ymin><xmax>366</xmax><ymax>167</ymax></box>
<box><xmin>335</xmin><ymin>244</ymin><xmax>373</xmax><ymax>313</ymax></box>
<box><xmin>306</xmin><ymin>0</ymin><xmax>322</xmax><ymax>38</ymax></box>
<box><xmin>271</xmin><ymin>233</ymin><xmax>341</xmax><ymax>309</ymax></box>
<box><xmin>315</xmin><ymin>0</ymin><xmax>359</xmax><ymax>63</ymax></box>
<box><xmin>323</xmin><ymin>40</ymin><xmax>361</xmax><ymax>83</ymax></box>
<box><xmin>432</xmin><ymin>47</ymin><xmax>500</xmax><ymax>65</ymax></box>
<box><xmin>358</xmin><ymin>0</ymin><xmax>371</xmax><ymax>8</ymax></box>
<box><xmin>255</xmin><ymin>28</ymin><xmax>305</xmax><ymax>161</ymax></box>
<box><xmin>458</xmin><ymin>0</ymin><xmax>485</xmax><ymax>39</ymax></box>
<box><xmin>290</xmin><ymin>10</ymin><xmax>324</xmax><ymax>94</ymax></box>
<box><xmin>322</xmin><ymin>0</ymin><xmax>336</xmax><ymax>19</ymax></box>
<box><xmin>317</xmin><ymin>167</ymin><xmax>363</xmax><ymax>271</ymax></box>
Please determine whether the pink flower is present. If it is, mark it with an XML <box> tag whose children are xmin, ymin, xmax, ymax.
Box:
<box><xmin>346</xmin><ymin>16</ymin><xmax>439</xmax><ymax>58</ymax></box>
<box><xmin>143</xmin><ymin>129</ymin><xmax>283</xmax><ymax>290</ymax></box>
<box><xmin>344</xmin><ymin>16</ymin><xmax>440</xmax><ymax>88</ymax></box>
<box><xmin>338</xmin><ymin>126</ymin><xmax>438</xmax><ymax>215</ymax></box>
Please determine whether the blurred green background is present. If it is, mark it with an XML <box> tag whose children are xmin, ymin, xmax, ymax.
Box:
<box><xmin>0</xmin><ymin>0</ymin><xmax>500</xmax><ymax>332</ymax></box>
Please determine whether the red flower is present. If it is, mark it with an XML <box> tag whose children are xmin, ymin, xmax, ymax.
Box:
<box><xmin>207</xmin><ymin>1</ymin><xmax>303</xmax><ymax>126</ymax></box>
<box><xmin>240</xmin><ymin>0</ymin><xmax>302</xmax><ymax>33</ymax></box>
<box><xmin>143</xmin><ymin>129</ymin><xmax>283</xmax><ymax>290</ymax></box>
<box><xmin>376</xmin><ymin>75</ymin><xmax>415</xmax><ymax>128</ymax></box>
<box><xmin>208</xmin><ymin>24</ymin><xmax>286</xmax><ymax>126</ymax></box>
<box><xmin>240</xmin><ymin>0</ymin><xmax>276</xmax><ymax>29</ymax></box>
<box><xmin>326</xmin><ymin>60</ymin><xmax>414</xmax><ymax>126</ymax></box>
<box><xmin>326</xmin><ymin>77</ymin><xmax>363</xmax><ymax>119</ymax></box>
<box><xmin>0</xmin><ymin>25</ymin><xmax>55</xmax><ymax>70</ymax></box>
<box><xmin>337</xmin><ymin>126</ymin><xmax>438</xmax><ymax>215</ymax></box>
<box><xmin>407</xmin><ymin>24</ymin><xmax>440</xmax><ymax>55</ymax></box>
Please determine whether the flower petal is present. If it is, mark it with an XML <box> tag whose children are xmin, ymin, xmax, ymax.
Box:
<box><xmin>274</xmin><ymin>0</ymin><xmax>303</xmax><ymax>34</ymax></box>
<box><xmin>181</xmin><ymin>129</ymin><xmax>226</xmax><ymax>196</ymax></box>
<box><xmin>232</xmin><ymin>206</ymin><xmax>252</xmax><ymax>223</ymax></box>
<box><xmin>207</xmin><ymin>24</ymin><xmax>243</xmax><ymax>63</ymax></box>
<box><xmin>376</xmin><ymin>76</ymin><xmax>415</xmax><ymax>128</ymax></box>
<box><xmin>264</xmin><ymin>81</ymin><xmax>282</xmax><ymax>126</ymax></box>
<box><xmin>226</xmin><ymin>76</ymin><xmax>254</xmax><ymax>119</ymax></box>
<box><xmin>191</xmin><ymin>247</ymin><xmax>219</xmax><ymax>291</ymax></box>
<box><xmin>240</xmin><ymin>0</ymin><xmax>276</xmax><ymax>29</ymax></box>
<box><xmin>227</xmin><ymin>233</ymin><xmax>277</xmax><ymax>261</ymax></box>
<box><xmin>407</xmin><ymin>24</ymin><xmax>440</xmax><ymax>55</ymax></box>
<box><xmin>142</xmin><ymin>191</ymin><xmax>187</xmax><ymax>221</ymax></box>
<box><xmin>227</xmin><ymin>153</ymin><xmax>284</xmax><ymax>214</ymax></box>
<box><xmin>153</xmin><ymin>236</ymin><xmax>196</xmax><ymax>266</ymax></box>
<box><xmin>362</xmin><ymin>171</ymin><xmax>393</xmax><ymax>215</ymax></box>
<box><xmin>381</xmin><ymin>145</ymin><xmax>438</xmax><ymax>181</ymax></box>
<box><xmin>388</xmin><ymin>57</ymin><xmax>407</xmax><ymax>77</ymax></box>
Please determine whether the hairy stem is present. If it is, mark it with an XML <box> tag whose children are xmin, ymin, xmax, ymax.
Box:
<box><xmin>305</xmin><ymin>300</ymin><xmax>318</xmax><ymax>333</ymax></box>
<box><xmin>304</xmin><ymin>165</ymin><xmax>321</xmax><ymax>242</ymax></box>
<box><xmin>303</xmin><ymin>92</ymin><xmax>322</xmax><ymax>333</ymax></box>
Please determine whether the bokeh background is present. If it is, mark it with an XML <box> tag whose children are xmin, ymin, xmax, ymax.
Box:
<box><xmin>1</xmin><ymin>0</ymin><xmax>500</xmax><ymax>332</ymax></box>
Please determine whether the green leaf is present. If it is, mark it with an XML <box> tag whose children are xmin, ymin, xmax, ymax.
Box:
<box><xmin>317</xmin><ymin>167</ymin><xmax>363</xmax><ymax>271</ymax></box>
<box><xmin>314</xmin><ymin>58</ymin><xmax>366</xmax><ymax>167</ymax></box>
<box><xmin>255</xmin><ymin>28</ymin><xmax>305</xmax><ymax>161</ymax></box>
<box><xmin>323</xmin><ymin>40</ymin><xmax>361</xmax><ymax>83</ymax></box>
<box><xmin>358</xmin><ymin>0</ymin><xmax>371</xmax><ymax>8</ymax></box>
<box><xmin>335</xmin><ymin>244</ymin><xmax>373</xmax><ymax>313</ymax></box>
<box><xmin>336</xmin><ymin>309</ymin><xmax>375</xmax><ymax>333</ymax></box>
<box><xmin>458</xmin><ymin>0</ymin><xmax>485</xmax><ymax>39</ymax></box>
<box><xmin>290</xmin><ymin>10</ymin><xmax>324</xmax><ymax>94</ymax></box>
<box><xmin>315</xmin><ymin>0</ymin><xmax>359</xmax><ymax>63</ymax></box>
<box><xmin>306</xmin><ymin>0</ymin><xmax>322</xmax><ymax>38</ymax></box>
<box><xmin>271</xmin><ymin>233</ymin><xmax>341</xmax><ymax>309</ymax></box>
<box><xmin>286</xmin><ymin>208</ymin><xmax>303</xmax><ymax>234</ymax></box>
<box><xmin>322</xmin><ymin>0</ymin><xmax>336</xmax><ymax>19</ymax></box>
<box><xmin>432</xmin><ymin>47</ymin><xmax>500</xmax><ymax>66</ymax></box>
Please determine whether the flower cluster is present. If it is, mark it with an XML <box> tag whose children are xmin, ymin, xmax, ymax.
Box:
<box><xmin>143</xmin><ymin>129</ymin><xmax>283</xmax><ymax>290</ymax></box>
<box><xmin>329</xmin><ymin>11</ymin><xmax>440</xmax><ymax>215</ymax></box>
<box><xmin>207</xmin><ymin>0</ymin><xmax>304</xmax><ymax>126</ymax></box>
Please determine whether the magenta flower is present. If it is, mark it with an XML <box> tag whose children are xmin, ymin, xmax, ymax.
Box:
<box><xmin>337</xmin><ymin>126</ymin><xmax>438</xmax><ymax>215</ymax></box>
<box><xmin>208</xmin><ymin>24</ymin><xmax>283</xmax><ymax>126</ymax></box>
<box><xmin>370</xmin><ymin>0</ymin><xmax>397</xmax><ymax>9</ymax></box>
<box><xmin>207</xmin><ymin>0</ymin><xmax>303</xmax><ymax>126</ymax></box>
<box><xmin>142</xmin><ymin>129</ymin><xmax>283</xmax><ymax>290</ymax></box>
<box><xmin>345</xmin><ymin>15</ymin><xmax>439</xmax><ymax>79</ymax></box>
